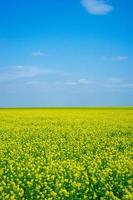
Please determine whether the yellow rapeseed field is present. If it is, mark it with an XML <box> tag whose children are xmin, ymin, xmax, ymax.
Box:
<box><xmin>0</xmin><ymin>108</ymin><xmax>132</xmax><ymax>200</ymax></box>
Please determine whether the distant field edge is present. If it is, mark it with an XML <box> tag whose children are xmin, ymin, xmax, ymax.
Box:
<box><xmin>0</xmin><ymin>106</ymin><xmax>133</xmax><ymax>110</ymax></box>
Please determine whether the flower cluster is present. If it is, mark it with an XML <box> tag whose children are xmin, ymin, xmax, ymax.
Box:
<box><xmin>0</xmin><ymin>108</ymin><xmax>132</xmax><ymax>199</ymax></box>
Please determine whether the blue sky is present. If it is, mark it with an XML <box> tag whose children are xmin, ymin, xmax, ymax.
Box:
<box><xmin>0</xmin><ymin>0</ymin><xmax>133</xmax><ymax>107</ymax></box>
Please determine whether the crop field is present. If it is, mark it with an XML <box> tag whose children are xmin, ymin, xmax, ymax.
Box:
<box><xmin>0</xmin><ymin>108</ymin><xmax>132</xmax><ymax>200</ymax></box>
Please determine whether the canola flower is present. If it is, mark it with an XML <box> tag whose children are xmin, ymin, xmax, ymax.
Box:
<box><xmin>0</xmin><ymin>108</ymin><xmax>133</xmax><ymax>199</ymax></box>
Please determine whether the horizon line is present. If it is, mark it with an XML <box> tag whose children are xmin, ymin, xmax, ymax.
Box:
<box><xmin>0</xmin><ymin>106</ymin><xmax>133</xmax><ymax>109</ymax></box>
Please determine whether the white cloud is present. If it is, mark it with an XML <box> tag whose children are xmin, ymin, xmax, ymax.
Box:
<box><xmin>108</xmin><ymin>77</ymin><xmax>123</xmax><ymax>84</ymax></box>
<box><xmin>32</xmin><ymin>51</ymin><xmax>48</xmax><ymax>57</ymax></box>
<box><xmin>111</xmin><ymin>56</ymin><xmax>129</xmax><ymax>61</ymax></box>
<box><xmin>62</xmin><ymin>77</ymin><xmax>133</xmax><ymax>90</ymax></box>
<box><xmin>0</xmin><ymin>65</ymin><xmax>54</xmax><ymax>82</ymax></box>
<box><xmin>81</xmin><ymin>0</ymin><xmax>113</xmax><ymax>15</ymax></box>
<box><xmin>121</xmin><ymin>83</ymin><xmax>133</xmax><ymax>88</ymax></box>
<box><xmin>64</xmin><ymin>78</ymin><xmax>91</xmax><ymax>86</ymax></box>
<box><xmin>78</xmin><ymin>78</ymin><xmax>90</xmax><ymax>84</ymax></box>
<box><xmin>102</xmin><ymin>56</ymin><xmax>128</xmax><ymax>62</ymax></box>
<box><xmin>65</xmin><ymin>81</ymin><xmax>78</xmax><ymax>86</ymax></box>
<box><xmin>102</xmin><ymin>77</ymin><xmax>133</xmax><ymax>89</ymax></box>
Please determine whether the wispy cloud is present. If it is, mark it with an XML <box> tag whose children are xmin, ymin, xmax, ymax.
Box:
<box><xmin>78</xmin><ymin>78</ymin><xmax>90</xmax><ymax>84</ymax></box>
<box><xmin>65</xmin><ymin>81</ymin><xmax>77</xmax><ymax>86</ymax></box>
<box><xmin>64</xmin><ymin>78</ymin><xmax>92</xmax><ymax>86</ymax></box>
<box><xmin>81</xmin><ymin>0</ymin><xmax>113</xmax><ymax>15</ymax></box>
<box><xmin>32</xmin><ymin>51</ymin><xmax>48</xmax><ymax>57</ymax></box>
<box><xmin>120</xmin><ymin>83</ymin><xmax>133</xmax><ymax>88</ymax></box>
<box><xmin>107</xmin><ymin>77</ymin><xmax>123</xmax><ymax>84</ymax></box>
<box><xmin>102</xmin><ymin>77</ymin><xmax>133</xmax><ymax>89</ymax></box>
<box><xmin>102</xmin><ymin>56</ymin><xmax>129</xmax><ymax>62</ymax></box>
<box><xmin>64</xmin><ymin>76</ymin><xmax>133</xmax><ymax>90</ymax></box>
<box><xmin>0</xmin><ymin>65</ymin><xmax>54</xmax><ymax>82</ymax></box>
<box><xmin>112</xmin><ymin>56</ymin><xmax>129</xmax><ymax>61</ymax></box>
<box><xmin>61</xmin><ymin>77</ymin><xmax>133</xmax><ymax>90</ymax></box>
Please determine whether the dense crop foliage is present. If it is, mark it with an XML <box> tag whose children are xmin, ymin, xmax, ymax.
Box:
<box><xmin>0</xmin><ymin>108</ymin><xmax>133</xmax><ymax>200</ymax></box>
